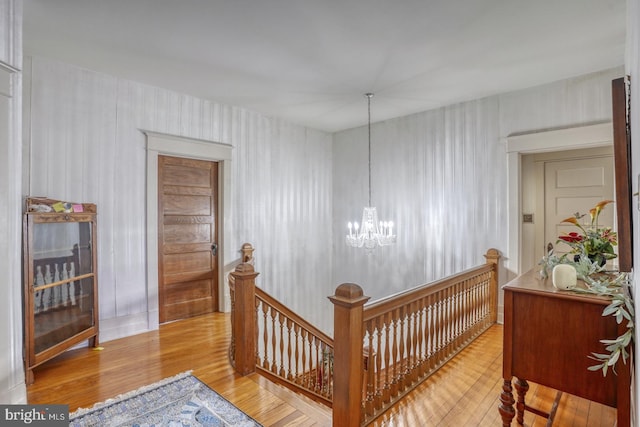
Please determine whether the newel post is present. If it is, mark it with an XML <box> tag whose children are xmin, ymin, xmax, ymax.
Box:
<box><xmin>329</xmin><ymin>283</ymin><xmax>370</xmax><ymax>427</ymax></box>
<box><xmin>229</xmin><ymin>262</ymin><xmax>259</xmax><ymax>375</ymax></box>
<box><xmin>484</xmin><ymin>248</ymin><xmax>501</xmax><ymax>324</ymax></box>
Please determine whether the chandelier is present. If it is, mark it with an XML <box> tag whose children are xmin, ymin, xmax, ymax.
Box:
<box><xmin>346</xmin><ymin>93</ymin><xmax>396</xmax><ymax>250</ymax></box>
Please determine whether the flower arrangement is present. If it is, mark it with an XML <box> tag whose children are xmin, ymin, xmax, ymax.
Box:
<box><xmin>556</xmin><ymin>200</ymin><xmax>617</xmax><ymax>266</ymax></box>
<box><xmin>538</xmin><ymin>200</ymin><xmax>633</xmax><ymax>377</ymax></box>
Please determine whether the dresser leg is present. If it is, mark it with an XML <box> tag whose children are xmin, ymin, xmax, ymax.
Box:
<box><xmin>514</xmin><ymin>378</ymin><xmax>529</xmax><ymax>425</ymax></box>
<box><xmin>499</xmin><ymin>378</ymin><xmax>515</xmax><ymax>426</ymax></box>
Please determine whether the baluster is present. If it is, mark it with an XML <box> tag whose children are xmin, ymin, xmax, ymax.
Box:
<box><xmin>293</xmin><ymin>324</ymin><xmax>300</xmax><ymax>383</ymax></box>
<box><xmin>45</xmin><ymin>266</ymin><xmax>54</xmax><ymax>310</ymax></box>
<box><xmin>382</xmin><ymin>312</ymin><xmax>391</xmax><ymax>403</ymax></box>
<box><xmin>438</xmin><ymin>290</ymin><xmax>445</xmax><ymax>363</ymax></box>
<box><xmin>62</xmin><ymin>262</ymin><xmax>70</xmax><ymax>307</ymax></box>
<box><xmin>456</xmin><ymin>281</ymin><xmax>463</xmax><ymax>346</ymax></box>
<box><xmin>261</xmin><ymin>303</ymin><xmax>269</xmax><ymax>370</ymax></box>
<box><xmin>449</xmin><ymin>285</ymin><xmax>456</xmax><ymax>349</ymax></box>
<box><xmin>410</xmin><ymin>301</ymin><xmax>419</xmax><ymax>379</ymax></box>
<box><xmin>416</xmin><ymin>301</ymin><xmax>425</xmax><ymax>377</ymax></box>
<box><xmin>390</xmin><ymin>311</ymin><xmax>399</xmax><ymax>397</ymax></box>
<box><xmin>35</xmin><ymin>266</ymin><xmax>44</xmax><ymax>314</ymax></box>
<box><xmin>286</xmin><ymin>319</ymin><xmax>293</xmax><ymax>380</ymax></box>
<box><xmin>467</xmin><ymin>277</ymin><xmax>473</xmax><ymax>332</ymax></box>
<box><xmin>278</xmin><ymin>312</ymin><xmax>285</xmax><ymax>377</ymax></box>
<box><xmin>476</xmin><ymin>275</ymin><xmax>483</xmax><ymax>330</ymax></box>
<box><xmin>44</xmin><ymin>264</ymin><xmax>52</xmax><ymax>284</ymax></box>
<box><xmin>428</xmin><ymin>294</ymin><xmax>435</xmax><ymax>365</ymax></box>
<box><xmin>300</xmin><ymin>329</ymin><xmax>308</xmax><ymax>388</ymax></box>
<box><xmin>469</xmin><ymin>276</ymin><xmax>482</xmax><ymax>335</ymax></box>
<box><xmin>54</xmin><ymin>263</ymin><xmax>62</xmax><ymax>307</ymax></box>
<box><xmin>70</xmin><ymin>261</ymin><xmax>78</xmax><ymax>306</ymax></box>
<box><xmin>372</xmin><ymin>318</ymin><xmax>382</xmax><ymax>411</ymax></box>
<box><xmin>270</xmin><ymin>307</ymin><xmax>277</xmax><ymax>373</ymax></box>
<box><xmin>251</xmin><ymin>298</ymin><xmax>262</xmax><ymax>366</ymax></box>
<box><xmin>477</xmin><ymin>274</ymin><xmax>484</xmax><ymax>329</ymax></box>
<box><xmin>461</xmin><ymin>281</ymin><xmax>467</xmax><ymax>340</ymax></box>
<box><xmin>35</xmin><ymin>265</ymin><xmax>44</xmax><ymax>286</ymax></box>
<box><xmin>442</xmin><ymin>288</ymin><xmax>451</xmax><ymax>358</ymax></box>
<box><xmin>363</xmin><ymin>320</ymin><xmax>375</xmax><ymax>414</ymax></box>
<box><xmin>313</xmin><ymin>338</ymin><xmax>320</xmax><ymax>392</ymax></box>
<box><xmin>484</xmin><ymin>272</ymin><xmax>491</xmax><ymax>322</ymax></box>
<box><xmin>408</xmin><ymin>302</ymin><xmax>417</xmax><ymax>382</ymax></box>
<box><xmin>400</xmin><ymin>306</ymin><xmax>408</xmax><ymax>391</ymax></box>
<box><xmin>326</xmin><ymin>344</ymin><xmax>334</xmax><ymax>397</ymax></box>
<box><xmin>453</xmin><ymin>285</ymin><xmax>459</xmax><ymax>345</ymax></box>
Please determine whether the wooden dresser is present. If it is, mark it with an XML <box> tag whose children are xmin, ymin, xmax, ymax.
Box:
<box><xmin>499</xmin><ymin>270</ymin><xmax>630</xmax><ymax>426</ymax></box>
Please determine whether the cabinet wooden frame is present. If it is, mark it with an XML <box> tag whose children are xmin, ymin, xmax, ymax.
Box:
<box><xmin>611</xmin><ymin>77</ymin><xmax>634</xmax><ymax>272</ymax></box>
<box><xmin>23</xmin><ymin>209</ymin><xmax>99</xmax><ymax>385</ymax></box>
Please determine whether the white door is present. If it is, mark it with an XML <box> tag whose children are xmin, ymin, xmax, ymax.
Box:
<box><xmin>543</xmin><ymin>156</ymin><xmax>614</xmax><ymax>258</ymax></box>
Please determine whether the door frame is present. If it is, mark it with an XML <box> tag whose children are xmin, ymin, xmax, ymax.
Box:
<box><xmin>503</xmin><ymin>122</ymin><xmax>612</xmax><ymax>320</ymax></box>
<box><xmin>528</xmin><ymin>147</ymin><xmax>614</xmax><ymax>268</ymax></box>
<box><xmin>144</xmin><ymin>131</ymin><xmax>232</xmax><ymax>331</ymax></box>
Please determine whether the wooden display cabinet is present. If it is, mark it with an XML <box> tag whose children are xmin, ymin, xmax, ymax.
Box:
<box><xmin>23</xmin><ymin>199</ymin><xmax>99</xmax><ymax>384</ymax></box>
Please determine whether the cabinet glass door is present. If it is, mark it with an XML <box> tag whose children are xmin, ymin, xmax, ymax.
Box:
<box><xmin>32</xmin><ymin>220</ymin><xmax>95</xmax><ymax>353</ymax></box>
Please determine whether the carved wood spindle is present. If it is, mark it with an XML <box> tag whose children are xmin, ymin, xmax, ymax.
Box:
<box><xmin>270</xmin><ymin>307</ymin><xmax>277</xmax><ymax>373</ymax></box>
<box><xmin>382</xmin><ymin>312</ymin><xmax>391</xmax><ymax>403</ymax></box>
<box><xmin>364</xmin><ymin>323</ymin><xmax>375</xmax><ymax>416</ymax></box>
<box><xmin>372</xmin><ymin>318</ymin><xmax>382</xmax><ymax>410</ymax></box>
<box><xmin>293</xmin><ymin>324</ymin><xmax>300</xmax><ymax>382</ymax></box>
<box><xmin>286</xmin><ymin>318</ymin><xmax>293</xmax><ymax>380</ymax></box>
<box><xmin>278</xmin><ymin>312</ymin><xmax>286</xmax><ymax>377</ymax></box>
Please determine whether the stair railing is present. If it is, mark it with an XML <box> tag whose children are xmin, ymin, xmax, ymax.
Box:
<box><xmin>229</xmin><ymin>243</ymin><xmax>334</xmax><ymax>405</ymax></box>
<box><xmin>229</xmin><ymin>245</ymin><xmax>500</xmax><ymax>426</ymax></box>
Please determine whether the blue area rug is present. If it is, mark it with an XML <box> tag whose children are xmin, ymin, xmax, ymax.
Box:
<box><xmin>69</xmin><ymin>371</ymin><xmax>262</xmax><ymax>427</ymax></box>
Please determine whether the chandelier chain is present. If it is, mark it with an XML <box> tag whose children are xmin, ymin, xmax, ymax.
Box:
<box><xmin>367</xmin><ymin>93</ymin><xmax>372</xmax><ymax>207</ymax></box>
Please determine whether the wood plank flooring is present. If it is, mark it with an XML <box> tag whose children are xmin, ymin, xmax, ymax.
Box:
<box><xmin>27</xmin><ymin>312</ymin><xmax>617</xmax><ymax>426</ymax></box>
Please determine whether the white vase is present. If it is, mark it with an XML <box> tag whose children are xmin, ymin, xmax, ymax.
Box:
<box><xmin>552</xmin><ymin>264</ymin><xmax>577</xmax><ymax>290</ymax></box>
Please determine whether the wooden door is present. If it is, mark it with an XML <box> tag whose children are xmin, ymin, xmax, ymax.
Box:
<box><xmin>543</xmin><ymin>156</ymin><xmax>614</xmax><ymax>257</ymax></box>
<box><xmin>158</xmin><ymin>155</ymin><xmax>218</xmax><ymax>323</ymax></box>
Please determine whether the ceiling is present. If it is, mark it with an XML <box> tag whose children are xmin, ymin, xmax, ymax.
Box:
<box><xmin>23</xmin><ymin>0</ymin><xmax>626</xmax><ymax>133</ymax></box>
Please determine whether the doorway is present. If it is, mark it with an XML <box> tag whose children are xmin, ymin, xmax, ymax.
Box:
<box><xmin>158</xmin><ymin>155</ymin><xmax>219</xmax><ymax>323</ymax></box>
<box><xmin>521</xmin><ymin>147</ymin><xmax>614</xmax><ymax>271</ymax></box>
<box><xmin>145</xmin><ymin>131</ymin><xmax>232</xmax><ymax>331</ymax></box>
<box><xmin>503</xmin><ymin>122</ymin><xmax>613</xmax><ymax>322</ymax></box>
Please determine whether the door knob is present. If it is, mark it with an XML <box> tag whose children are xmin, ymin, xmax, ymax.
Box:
<box><xmin>211</xmin><ymin>243</ymin><xmax>218</xmax><ymax>256</ymax></box>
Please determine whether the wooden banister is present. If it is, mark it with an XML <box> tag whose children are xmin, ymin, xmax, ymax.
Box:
<box><xmin>330</xmin><ymin>266</ymin><xmax>501</xmax><ymax>427</ymax></box>
<box><xmin>229</xmin><ymin>243</ymin><xmax>335</xmax><ymax>405</ymax></box>
<box><xmin>229</xmin><ymin>245</ymin><xmax>500</xmax><ymax>426</ymax></box>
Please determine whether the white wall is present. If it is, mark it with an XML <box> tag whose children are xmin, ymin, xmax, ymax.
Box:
<box><xmin>333</xmin><ymin>97</ymin><xmax>504</xmax><ymax>299</ymax></box>
<box><xmin>23</xmin><ymin>57</ymin><xmax>335</xmax><ymax>337</ymax></box>
<box><xmin>332</xmin><ymin>67</ymin><xmax>622</xmax><ymax>301</ymax></box>
<box><xmin>26</xmin><ymin>57</ymin><xmax>623</xmax><ymax>343</ymax></box>
<box><xmin>0</xmin><ymin>0</ymin><xmax>25</xmax><ymax>404</ymax></box>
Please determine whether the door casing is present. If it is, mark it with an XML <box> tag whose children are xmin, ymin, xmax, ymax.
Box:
<box><xmin>145</xmin><ymin>131</ymin><xmax>232</xmax><ymax>331</ymax></box>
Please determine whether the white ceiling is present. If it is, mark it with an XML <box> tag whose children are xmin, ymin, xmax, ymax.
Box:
<box><xmin>23</xmin><ymin>0</ymin><xmax>626</xmax><ymax>133</ymax></box>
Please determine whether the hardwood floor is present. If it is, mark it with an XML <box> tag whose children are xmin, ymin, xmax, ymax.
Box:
<box><xmin>27</xmin><ymin>313</ymin><xmax>617</xmax><ymax>426</ymax></box>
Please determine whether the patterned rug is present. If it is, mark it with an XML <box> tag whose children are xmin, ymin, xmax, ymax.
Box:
<box><xmin>69</xmin><ymin>371</ymin><xmax>262</xmax><ymax>427</ymax></box>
